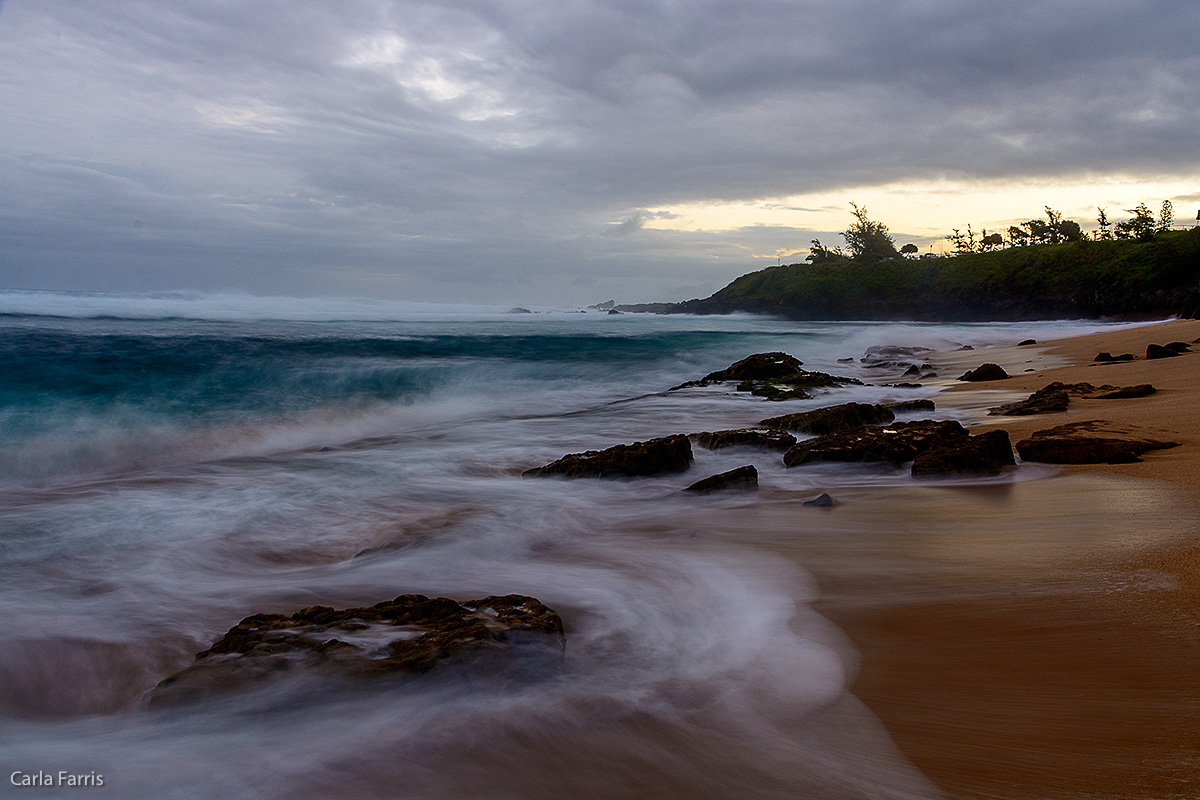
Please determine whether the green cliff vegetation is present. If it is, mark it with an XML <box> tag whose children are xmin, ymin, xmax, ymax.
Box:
<box><xmin>678</xmin><ymin>203</ymin><xmax>1200</xmax><ymax>321</ymax></box>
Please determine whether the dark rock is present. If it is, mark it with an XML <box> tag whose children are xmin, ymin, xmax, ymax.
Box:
<box><xmin>736</xmin><ymin>369</ymin><xmax>863</xmax><ymax>400</ymax></box>
<box><xmin>989</xmin><ymin>381</ymin><xmax>1132</xmax><ymax>415</ymax></box>
<box><xmin>1014</xmin><ymin>420</ymin><xmax>1179</xmax><ymax>464</ymax></box>
<box><xmin>523</xmin><ymin>435</ymin><xmax>693</xmax><ymax>478</ymax></box>
<box><xmin>1146</xmin><ymin>343</ymin><xmax>1181</xmax><ymax>359</ymax></box>
<box><xmin>607</xmin><ymin>309</ymin><xmax>622</xmax><ymax>315</ymax></box>
<box><xmin>958</xmin><ymin>363</ymin><xmax>1010</xmax><ymax>382</ymax></box>
<box><xmin>989</xmin><ymin>385</ymin><xmax>1071</xmax><ymax>416</ymax></box>
<box><xmin>760</xmin><ymin>402</ymin><xmax>895</xmax><ymax>435</ymax></box>
<box><xmin>860</xmin><ymin>345</ymin><xmax>933</xmax><ymax>367</ymax></box>
<box><xmin>1018</xmin><ymin>339</ymin><xmax>1037</xmax><ymax>346</ymax></box>
<box><xmin>837</xmin><ymin>357</ymin><xmax>854</xmax><ymax>363</ymax></box>
<box><xmin>1089</xmin><ymin>384</ymin><xmax>1156</xmax><ymax>399</ymax></box>
<box><xmin>902</xmin><ymin>364</ymin><xmax>921</xmax><ymax>376</ymax></box>
<box><xmin>702</xmin><ymin>352</ymin><xmax>803</xmax><ymax>382</ymax></box>
<box><xmin>737</xmin><ymin>383</ymin><xmax>811</xmax><ymax>401</ymax></box>
<box><xmin>1094</xmin><ymin>352</ymin><xmax>1136</xmax><ymax>362</ymax></box>
<box><xmin>884</xmin><ymin>399</ymin><xmax>936</xmax><ymax>412</ymax></box>
<box><xmin>148</xmin><ymin>594</ymin><xmax>565</xmax><ymax>709</ymax></box>
<box><xmin>957</xmin><ymin>345</ymin><xmax>975</xmax><ymax>351</ymax></box>
<box><xmin>691</xmin><ymin>429</ymin><xmax>796</xmax><ymax>451</ymax></box>
<box><xmin>507</xmin><ymin>307</ymin><xmax>533</xmax><ymax>314</ymax></box>
<box><xmin>911</xmin><ymin>430</ymin><xmax>1016</xmax><ymax>477</ymax></box>
<box><xmin>885</xmin><ymin>382</ymin><xmax>923</xmax><ymax>389</ymax></box>
<box><xmin>683</xmin><ymin>465</ymin><xmax>758</xmax><ymax>494</ymax></box>
<box><xmin>783</xmin><ymin>420</ymin><xmax>969</xmax><ymax>467</ymax></box>
<box><xmin>1166</xmin><ymin>341</ymin><xmax>1191</xmax><ymax>353</ymax></box>
<box><xmin>802</xmin><ymin>492</ymin><xmax>836</xmax><ymax>507</ymax></box>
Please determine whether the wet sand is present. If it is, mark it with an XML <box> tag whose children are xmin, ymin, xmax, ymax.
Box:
<box><xmin>771</xmin><ymin>320</ymin><xmax>1200</xmax><ymax>799</ymax></box>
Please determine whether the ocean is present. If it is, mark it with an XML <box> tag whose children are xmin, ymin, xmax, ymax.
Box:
<box><xmin>0</xmin><ymin>290</ymin><xmax>1137</xmax><ymax>799</ymax></box>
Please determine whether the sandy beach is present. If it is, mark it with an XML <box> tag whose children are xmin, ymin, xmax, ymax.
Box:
<box><xmin>786</xmin><ymin>318</ymin><xmax>1200</xmax><ymax>799</ymax></box>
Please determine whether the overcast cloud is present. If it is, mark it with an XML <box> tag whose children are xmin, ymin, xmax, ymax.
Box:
<box><xmin>1</xmin><ymin>0</ymin><xmax>1197</xmax><ymax>304</ymax></box>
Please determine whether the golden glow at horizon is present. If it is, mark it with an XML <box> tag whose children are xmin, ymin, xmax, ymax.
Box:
<box><xmin>637</xmin><ymin>175</ymin><xmax>1200</xmax><ymax>254</ymax></box>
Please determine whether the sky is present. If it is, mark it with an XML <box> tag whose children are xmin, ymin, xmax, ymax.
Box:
<box><xmin>1</xmin><ymin>0</ymin><xmax>1198</xmax><ymax>306</ymax></box>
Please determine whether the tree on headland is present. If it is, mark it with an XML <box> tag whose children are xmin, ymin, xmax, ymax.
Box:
<box><xmin>842</xmin><ymin>203</ymin><xmax>898</xmax><ymax>261</ymax></box>
<box><xmin>1095</xmin><ymin>208</ymin><xmax>1112</xmax><ymax>240</ymax></box>
<box><xmin>806</xmin><ymin>238</ymin><xmax>844</xmax><ymax>264</ymax></box>
<box><xmin>1158</xmin><ymin>200</ymin><xmax>1174</xmax><ymax>233</ymax></box>
<box><xmin>1114</xmin><ymin>203</ymin><xmax>1156</xmax><ymax>240</ymax></box>
<box><xmin>900</xmin><ymin>243</ymin><xmax>919</xmax><ymax>257</ymax></box>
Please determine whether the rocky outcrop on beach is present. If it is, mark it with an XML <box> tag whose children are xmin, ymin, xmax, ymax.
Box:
<box><xmin>1094</xmin><ymin>352</ymin><xmax>1136</xmax><ymax>362</ymax></box>
<box><xmin>691</xmin><ymin>428</ymin><xmax>796</xmax><ymax>451</ymax></box>
<box><xmin>958</xmin><ymin>363</ymin><xmax>1010</xmax><ymax>382</ymax></box>
<box><xmin>990</xmin><ymin>381</ymin><xmax>1159</xmax><ymax>415</ymax></box>
<box><xmin>1014</xmin><ymin>420</ymin><xmax>1180</xmax><ymax>464</ymax></box>
<box><xmin>911</xmin><ymin>429</ymin><xmax>1016</xmax><ymax>477</ymax></box>
<box><xmin>1089</xmin><ymin>384</ymin><xmax>1156</xmax><ymax>399</ymax></box>
<box><xmin>761</xmin><ymin>402</ymin><xmax>895</xmax><ymax>435</ymax></box>
<box><xmin>148</xmin><ymin>594</ymin><xmax>566</xmax><ymax>709</ymax></box>
<box><xmin>988</xmin><ymin>382</ymin><xmax>1082</xmax><ymax>415</ymax></box>
<box><xmin>1146</xmin><ymin>342</ymin><xmax>1190</xmax><ymax>359</ymax></box>
<box><xmin>523</xmin><ymin>435</ymin><xmax>693</xmax><ymax>478</ymax></box>
<box><xmin>783</xmin><ymin>420</ymin><xmax>969</xmax><ymax>467</ymax></box>
<box><xmin>683</xmin><ymin>465</ymin><xmax>758</xmax><ymax>494</ymax></box>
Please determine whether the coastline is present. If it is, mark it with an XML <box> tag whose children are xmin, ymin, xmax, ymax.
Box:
<box><xmin>797</xmin><ymin>318</ymin><xmax>1200</xmax><ymax>799</ymax></box>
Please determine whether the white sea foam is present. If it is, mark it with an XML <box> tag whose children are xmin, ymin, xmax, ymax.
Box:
<box><xmin>0</xmin><ymin>298</ymin><xmax>1165</xmax><ymax>798</ymax></box>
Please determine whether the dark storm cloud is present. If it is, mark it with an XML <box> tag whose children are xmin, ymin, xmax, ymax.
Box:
<box><xmin>0</xmin><ymin>0</ymin><xmax>1197</xmax><ymax>303</ymax></box>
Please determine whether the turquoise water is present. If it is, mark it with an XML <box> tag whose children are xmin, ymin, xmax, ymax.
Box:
<box><xmin>0</xmin><ymin>290</ymin><xmax>1138</xmax><ymax>799</ymax></box>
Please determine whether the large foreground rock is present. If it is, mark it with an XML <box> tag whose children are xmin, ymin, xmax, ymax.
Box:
<box><xmin>761</xmin><ymin>402</ymin><xmax>895</xmax><ymax>435</ymax></box>
<box><xmin>691</xmin><ymin>428</ymin><xmax>796</xmax><ymax>451</ymax></box>
<box><xmin>149</xmin><ymin>594</ymin><xmax>565</xmax><ymax>709</ymax></box>
<box><xmin>784</xmin><ymin>420</ymin><xmax>969</xmax><ymax>467</ymax></box>
<box><xmin>1014</xmin><ymin>420</ymin><xmax>1180</xmax><ymax>464</ymax></box>
<box><xmin>523</xmin><ymin>435</ymin><xmax>693</xmax><ymax>478</ymax></box>
<box><xmin>911</xmin><ymin>430</ymin><xmax>1016</xmax><ymax>477</ymax></box>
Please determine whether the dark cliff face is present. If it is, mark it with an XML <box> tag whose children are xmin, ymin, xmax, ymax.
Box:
<box><xmin>622</xmin><ymin>229</ymin><xmax>1200</xmax><ymax>321</ymax></box>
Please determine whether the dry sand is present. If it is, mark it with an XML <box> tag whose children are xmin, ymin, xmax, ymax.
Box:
<box><xmin>788</xmin><ymin>319</ymin><xmax>1200</xmax><ymax>799</ymax></box>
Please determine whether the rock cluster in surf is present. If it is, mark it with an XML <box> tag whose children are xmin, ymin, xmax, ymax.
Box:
<box><xmin>149</xmin><ymin>594</ymin><xmax>565</xmax><ymax>709</ymax></box>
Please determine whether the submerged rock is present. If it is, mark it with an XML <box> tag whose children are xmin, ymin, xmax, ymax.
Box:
<box><xmin>683</xmin><ymin>465</ymin><xmax>758</xmax><ymax>494</ymax></box>
<box><xmin>760</xmin><ymin>402</ymin><xmax>895</xmax><ymax>435</ymax></box>
<box><xmin>958</xmin><ymin>363</ymin><xmax>1010</xmax><ymax>382</ymax></box>
<box><xmin>523</xmin><ymin>435</ymin><xmax>693</xmax><ymax>478</ymax></box>
<box><xmin>1018</xmin><ymin>339</ymin><xmax>1037</xmax><ymax>346</ymax></box>
<box><xmin>1014</xmin><ymin>420</ymin><xmax>1179</xmax><ymax>464</ymax></box>
<box><xmin>783</xmin><ymin>420</ymin><xmax>969</xmax><ymax>467</ymax></box>
<box><xmin>884</xmin><ymin>399</ymin><xmax>936</xmax><ymax>413</ymax></box>
<box><xmin>911</xmin><ymin>430</ymin><xmax>1016</xmax><ymax>477</ymax></box>
<box><xmin>691</xmin><ymin>428</ymin><xmax>796</xmax><ymax>451</ymax></box>
<box><xmin>860</xmin><ymin>345</ymin><xmax>933</xmax><ymax>368</ymax></box>
<box><xmin>148</xmin><ymin>594</ymin><xmax>566</xmax><ymax>709</ymax></box>
<box><xmin>802</xmin><ymin>492</ymin><xmax>836</xmax><ymax>507</ymax></box>
<box><xmin>736</xmin><ymin>369</ymin><xmax>863</xmax><ymax>401</ymax></box>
